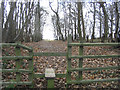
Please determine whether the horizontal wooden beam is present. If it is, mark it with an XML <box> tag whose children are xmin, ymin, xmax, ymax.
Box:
<box><xmin>1</xmin><ymin>43</ymin><xmax>33</xmax><ymax>51</ymax></box>
<box><xmin>0</xmin><ymin>43</ymin><xmax>17</xmax><ymax>47</ymax></box>
<box><xmin>68</xmin><ymin>43</ymin><xmax>120</xmax><ymax>46</ymax></box>
<box><xmin>34</xmin><ymin>73</ymin><xmax>45</xmax><ymax>78</ymax></box>
<box><xmin>56</xmin><ymin>74</ymin><xmax>66</xmax><ymax>78</ymax></box>
<box><xmin>0</xmin><ymin>69</ymin><xmax>32</xmax><ymax>73</ymax></box>
<box><xmin>1</xmin><ymin>56</ymin><xmax>32</xmax><ymax>60</ymax></box>
<box><xmin>68</xmin><ymin>66</ymin><xmax>120</xmax><ymax>71</ymax></box>
<box><xmin>0</xmin><ymin>81</ymin><xmax>32</xmax><ymax>85</ymax></box>
<box><xmin>69</xmin><ymin>55</ymin><xmax>120</xmax><ymax>59</ymax></box>
<box><xmin>17</xmin><ymin>44</ymin><xmax>33</xmax><ymax>51</ymax></box>
<box><xmin>34</xmin><ymin>73</ymin><xmax>66</xmax><ymax>78</ymax></box>
<box><xmin>67</xmin><ymin>78</ymin><xmax>120</xmax><ymax>84</ymax></box>
<box><xmin>34</xmin><ymin>52</ymin><xmax>67</xmax><ymax>56</ymax></box>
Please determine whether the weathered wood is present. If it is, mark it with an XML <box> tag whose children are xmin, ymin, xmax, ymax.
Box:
<box><xmin>45</xmin><ymin>68</ymin><xmax>55</xmax><ymax>88</ymax></box>
<box><xmin>34</xmin><ymin>52</ymin><xmax>67</xmax><ymax>56</ymax></box>
<box><xmin>56</xmin><ymin>74</ymin><xmax>66</xmax><ymax>78</ymax></box>
<box><xmin>0</xmin><ymin>82</ymin><xmax>32</xmax><ymax>85</ymax></box>
<box><xmin>78</xmin><ymin>45</ymin><xmax>83</xmax><ymax>83</ymax></box>
<box><xmin>2</xmin><ymin>42</ymin><xmax>120</xmax><ymax>88</ymax></box>
<box><xmin>69</xmin><ymin>66</ymin><xmax>120</xmax><ymax>71</ymax></box>
<box><xmin>69</xmin><ymin>55</ymin><xmax>120</xmax><ymax>59</ymax></box>
<box><xmin>1</xmin><ymin>43</ymin><xmax>17</xmax><ymax>47</ymax></box>
<box><xmin>28</xmin><ymin>50</ymin><xmax>34</xmax><ymax>88</ymax></box>
<box><xmin>67</xmin><ymin>78</ymin><xmax>120</xmax><ymax>84</ymax></box>
<box><xmin>17</xmin><ymin>44</ymin><xmax>33</xmax><ymax>51</ymax></box>
<box><xmin>1</xmin><ymin>43</ymin><xmax>32</xmax><ymax>51</ymax></box>
<box><xmin>15</xmin><ymin>46</ymin><xmax>21</xmax><ymax>87</ymax></box>
<box><xmin>0</xmin><ymin>69</ymin><xmax>32</xmax><ymax>73</ymax></box>
<box><xmin>68</xmin><ymin>43</ymin><xmax>120</xmax><ymax>46</ymax></box>
<box><xmin>47</xmin><ymin>79</ymin><xmax>54</xmax><ymax>88</ymax></box>
<box><xmin>66</xmin><ymin>35</ymin><xmax>72</xmax><ymax>88</ymax></box>
<box><xmin>1</xmin><ymin>56</ymin><xmax>32</xmax><ymax>60</ymax></box>
<box><xmin>34</xmin><ymin>73</ymin><xmax>66</xmax><ymax>78</ymax></box>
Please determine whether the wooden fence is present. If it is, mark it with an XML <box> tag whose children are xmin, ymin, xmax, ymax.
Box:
<box><xmin>66</xmin><ymin>35</ymin><xmax>120</xmax><ymax>87</ymax></box>
<box><xmin>0</xmin><ymin>36</ymin><xmax>120</xmax><ymax>88</ymax></box>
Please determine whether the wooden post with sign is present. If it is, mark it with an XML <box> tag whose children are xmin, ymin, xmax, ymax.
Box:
<box><xmin>45</xmin><ymin>68</ymin><xmax>55</xmax><ymax>88</ymax></box>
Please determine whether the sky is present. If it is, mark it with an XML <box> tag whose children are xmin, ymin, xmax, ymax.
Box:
<box><xmin>40</xmin><ymin>0</ymin><xmax>57</xmax><ymax>40</ymax></box>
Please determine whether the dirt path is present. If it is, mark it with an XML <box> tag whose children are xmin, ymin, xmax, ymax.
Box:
<box><xmin>24</xmin><ymin>40</ymin><xmax>67</xmax><ymax>52</ymax></box>
<box><xmin>23</xmin><ymin>40</ymin><xmax>67</xmax><ymax>74</ymax></box>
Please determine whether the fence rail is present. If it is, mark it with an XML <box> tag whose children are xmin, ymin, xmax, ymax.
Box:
<box><xmin>1</xmin><ymin>43</ymin><xmax>33</xmax><ymax>51</ymax></box>
<box><xmin>69</xmin><ymin>66</ymin><xmax>120</xmax><ymax>71</ymax></box>
<box><xmin>67</xmin><ymin>78</ymin><xmax>120</xmax><ymax>84</ymax></box>
<box><xmin>1</xmin><ymin>56</ymin><xmax>32</xmax><ymax>60</ymax></box>
<box><xmin>34</xmin><ymin>52</ymin><xmax>66</xmax><ymax>56</ymax></box>
<box><xmin>68</xmin><ymin>43</ymin><xmax>120</xmax><ymax>46</ymax></box>
<box><xmin>69</xmin><ymin>55</ymin><xmax>120</xmax><ymax>59</ymax></box>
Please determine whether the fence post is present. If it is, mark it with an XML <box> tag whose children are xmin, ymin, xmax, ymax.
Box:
<box><xmin>45</xmin><ymin>68</ymin><xmax>55</xmax><ymax>88</ymax></box>
<box><xmin>28</xmin><ymin>49</ymin><xmax>34</xmax><ymax>88</ymax></box>
<box><xmin>15</xmin><ymin>45</ymin><xmax>21</xmax><ymax>87</ymax></box>
<box><xmin>78</xmin><ymin>45</ymin><xmax>83</xmax><ymax>87</ymax></box>
<box><xmin>66</xmin><ymin>34</ymin><xmax>72</xmax><ymax>88</ymax></box>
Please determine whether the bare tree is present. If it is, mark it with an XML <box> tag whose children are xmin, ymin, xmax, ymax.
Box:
<box><xmin>0</xmin><ymin>1</ymin><xmax>2</xmax><ymax>43</ymax></box>
<box><xmin>114</xmin><ymin>2</ymin><xmax>119</xmax><ymax>42</ymax></box>
<box><xmin>92</xmin><ymin>3</ymin><xmax>96</xmax><ymax>42</ymax></box>
<box><xmin>99</xmin><ymin>2</ymin><xmax>108</xmax><ymax>42</ymax></box>
<box><xmin>77</xmin><ymin>2</ymin><xmax>82</xmax><ymax>42</ymax></box>
<box><xmin>80</xmin><ymin>2</ymin><xmax>85</xmax><ymax>41</ymax></box>
<box><xmin>49</xmin><ymin>1</ymin><xmax>64</xmax><ymax>40</ymax></box>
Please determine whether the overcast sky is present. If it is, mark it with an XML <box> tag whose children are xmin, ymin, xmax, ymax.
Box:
<box><xmin>40</xmin><ymin>0</ymin><xmax>57</xmax><ymax>40</ymax></box>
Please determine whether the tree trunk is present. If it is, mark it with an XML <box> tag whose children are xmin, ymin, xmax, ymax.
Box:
<box><xmin>100</xmin><ymin>2</ymin><xmax>108</xmax><ymax>41</ymax></box>
<box><xmin>5</xmin><ymin>2</ymin><xmax>16</xmax><ymax>42</ymax></box>
<box><xmin>74</xmin><ymin>14</ymin><xmax>77</xmax><ymax>40</ymax></box>
<box><xmin>77</xmin><ymin>2</ymin><xmax>82</xmax><ymax>42</ymax></box>
<box><xmin>49</xmin><ymin>1</ymin><xmax>64</xmax><ymax>41</ymax></box>
<box><xmin>110</xmin><ymin>4</ymin><xmax>113</xmax><ymax>41</ymax></box>
<box><xmin>2</xmin><ymin>2</ymin><xmax>5</xmax><ymax>42</ymax></box>
<box><xmin>80</xmin><ymin>2</ymin><xmax>85</xmax><ymax>41</ymax></box>
<box><xmin>114</xmin><ymin>2</ymin><xmax>119</xmax><ymax>42</ymax></box>
<box><xmin>99</xmin><ymin>6</ymin><xmax>102</xmax><ymax>39</ymax></box>
<box><xmin>92</xmin><ymin>3</ymin><xmax>96</xmax><ymax>42</ymax></box>
<box><xmin>63</xmin><ymin>2</ymin><xmax>67</xmax><ymax>40</ymax></box>
<box><xmin>0</xmin><ymin>2</ymin><xmax>2</xmax><ymax>43</ymax></box>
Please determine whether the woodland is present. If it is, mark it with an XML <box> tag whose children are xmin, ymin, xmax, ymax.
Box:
<box><xmin>0</xmin><ymin>0</ymin><xmax>120</xmax><ymax>88</ymax></box>
<box><xmin>1</xmin><ymin>0</ymin><xmax>120</xmax><ymax>43</ymax></box>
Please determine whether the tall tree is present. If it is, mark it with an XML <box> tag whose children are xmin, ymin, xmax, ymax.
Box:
<box><xmin>62</xmin><ymin>2</ymin><xmax>67</xmax><ymax>40</ymax></box>
<box><xmin>80</xmin><ymin>2</ymin><xmax>85</xmax><ymax>41</ymax></box>
<box><xmin>110</xmin><ymin>4</ymin><xmax>113</xmax><ymax>41</ymax></box>
<box><xmin>49</xmin><ymin>1</ymin><xmax>64</xmax><ymax>40</ymax></box>
<box><xmin>114</xmin><ymin>2</ymin><xmax>119</xmax><ymax>42</ymax></box>
<box><xmin>92</xmin><ymin>3</ymin><xmax>96</xmax><ymax>42</ymax></box>
<box><xmin>5</xmin><ymin>2</ymin><xmax>16</xmax><ymax>42</ymax></box>
<box><xmin>73</xmin><ymin>4</ymin><xmax>77</xmax><ymax>40</ymax></box>
<box><xmin>0</xmin><ymin>1</ymin><xmax>2</xmax><ymax>43</ymax></box>
<box><xmin>77</xmin><ymin>2</ymin><xmax>82</xmax><ymax>42</ymax></box>
<box><xmin>99</xmin><ymin>6</ymin><xmax>102</xmax><ymax>39</ymax></box>
<box><xmin>99</xmin><ymin>2</ymin><xmax>108</xmax><ymax>41</ymax></box>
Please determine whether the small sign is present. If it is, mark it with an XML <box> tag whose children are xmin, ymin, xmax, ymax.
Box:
<box><xmin>45</xmin><ymin>68</ymin><xmax>55</xmax><ymax>78</ymax></box>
